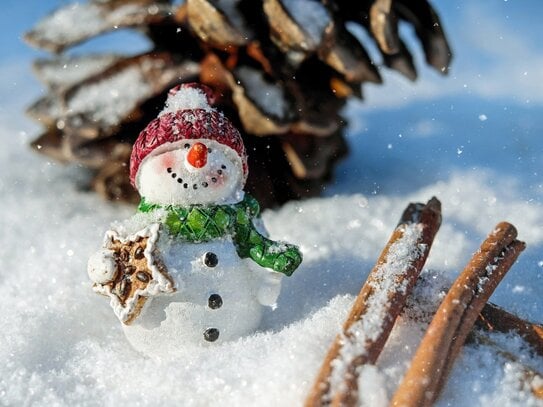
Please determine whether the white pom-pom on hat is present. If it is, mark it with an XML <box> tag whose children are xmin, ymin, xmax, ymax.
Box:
<box><xmin>159</xmin><ymin>83</ymin><xmax>216</xmax><ymax>117</ymax></box>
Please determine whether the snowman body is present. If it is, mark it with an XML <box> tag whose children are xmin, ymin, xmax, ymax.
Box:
<box><xmin>88</xmin><ymin>83</ymin><xmax>301</xmax><ymax>356</ymax></box>
<box><xmin>123</xmin><ymin>236</ymin><xmax>263</xmax><ymax>355</ymax></box>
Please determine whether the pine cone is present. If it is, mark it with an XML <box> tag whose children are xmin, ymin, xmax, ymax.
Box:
<box><xmin>25</xmin><ymin>0</ymin><xmax>451</xmax><ymax>208</ymax></box>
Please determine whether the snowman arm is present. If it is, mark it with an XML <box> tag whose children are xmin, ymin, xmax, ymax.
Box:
<box><xmin>235</xmin><ymin>223</ymin><xmax>302</xmax><ymax>276</ymax></box>
<box><xmin>87</xmin><ymin>248</ymin><xmax>118</xmax><ymax>284</ymax></box>
<box><xmin>247</xmin><ymin>262</ymin><xmax>284</xmax><ymax>307</ymax></box>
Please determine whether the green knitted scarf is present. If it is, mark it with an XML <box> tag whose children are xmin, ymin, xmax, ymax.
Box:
<box><xmin>138</xmin><ymin>194</ymin><xmax>302</xmax><ymax>276</ymax></box>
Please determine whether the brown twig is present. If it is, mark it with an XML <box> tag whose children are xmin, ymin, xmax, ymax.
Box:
<box><xmin>305</xmin><ymin>197</ymin><xmax>442</xmax><ymax>407</ymax></box>
<box><xmin>478</xmin><ymin>302</ymin><xmax>543</xmax><ymax>358</ymax></box>
<box><xmin>390</xmin><ymin>222</ymin><xmax>526</xmax><ymax>407</ymax></box>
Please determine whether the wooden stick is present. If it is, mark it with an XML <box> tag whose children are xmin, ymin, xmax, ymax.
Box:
<box><xmin>390</xmin><ymin>222</ymin><xmax>526</xmax><ymax>407</ymax></box>
<box><xmin>305</xmin><ymin>197</ymin><xmax>442</xmax><ymax>407</ymax></box>
<box><xmin>478</xmin><ymin>302</ymin><xmax>543</xmax><ymax>358</ymax></box>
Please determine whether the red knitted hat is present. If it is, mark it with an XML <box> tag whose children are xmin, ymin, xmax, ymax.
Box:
<box><xmin>130</xmin><ymin>83</ymin><xmax>248</xmax><ymax>189</ymax></box>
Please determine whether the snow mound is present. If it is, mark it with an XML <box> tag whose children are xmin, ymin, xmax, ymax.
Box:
<box><xmin>1</xmin><ymin>131</ymin><xmax>542</xmax><ymax>405</ymax></box>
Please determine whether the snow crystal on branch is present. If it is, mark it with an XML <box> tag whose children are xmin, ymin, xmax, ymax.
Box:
<box><xmin>328</xmin><ymin>223</ymin><xmax>425</xmax><ymax>395</ymax></box>
<box><xmin>31</xmin><ymin>3</ymin><xmax>105</xmax><ymax>46</ymax></box>
<box><xmin>68</xmin><ymin>66</ymin><xmax>152</xmax><ymax>127</ymax></box>
<box><xmin>237</xmin><ymin>67</ymin><xmax>287</xmax><ymax>118</ymax></box>
<box><xmin>35</xmin><ymin>55</ymin><xmax>121</xmax><ymax>90</ymax></box>
<box><xmin>26</xmin><ymin>2</ymin><xmax>171</xmax><ymax>52</ymax></box>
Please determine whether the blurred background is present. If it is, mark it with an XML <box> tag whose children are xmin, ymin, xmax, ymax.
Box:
<box><xmin>1</xmin><ymin>1</ymin><xmax>541</xmax><ymax>200</ymax></box>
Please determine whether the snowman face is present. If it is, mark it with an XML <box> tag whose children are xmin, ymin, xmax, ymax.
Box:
<box><xmin>136</xmin><ymin>139</ymin><xmax>244</xmax><ymax>205</ymax></box>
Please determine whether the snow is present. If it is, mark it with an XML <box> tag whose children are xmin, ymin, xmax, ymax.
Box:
<box><xmin>30</xmin><ymin>3</ymin><xmax>105</xmax><ymax>46</ymax></box>
<box><xmin>2</xmin><ymin>121</ymin><xmax>541</xmax><ymax>404</ymax></box>
<box><xmin>35</xmin><ymin>55</ymin><xmax>121</xmax><ymax>91</ymax></box>
<box><xmin>328</xmin><ymin>223</ymin><xmax>424</xmax><ymax>396</ymax></box>
<box><xmin>28</xmin><ymin>3</ymin><xmax>168</xmax><ymax>48</ymax></box>
<box><xmin>2</xmin><ymin>1</ymin><xmax>543</xmax><ymax>405</ymax></box>
<box><xmin>68</xmin><ymin>66</ymin><xmax>152</xmax><ymax>127</ymax></box>
<box><xmin>236</xmin><ymin>66</ymin><xmax>287</xmax><ymax>118</ymax></box>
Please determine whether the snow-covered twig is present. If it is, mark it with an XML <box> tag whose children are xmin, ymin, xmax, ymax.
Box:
<box><xmin>305</xmin><ymin>197</ymin><xmax>442</xmax><ymax>407</ymax></box>
<box><xmin>478</xmin><ymin>302</ymin><xmax>543</xmax><ymax>358</ymax></box>
<box><xmin>390</xmin><ymin>222</ymin><xmax>526</xmax><ymax>407</ymax></box>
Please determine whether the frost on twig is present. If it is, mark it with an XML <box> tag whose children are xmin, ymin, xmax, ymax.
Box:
<box><xmin>305</xmin><ymin>197</ymin><xmax>442</xmax><ymax>407</ymax></box>
<box><xmin>390</xmin><ymin>222</ymin><xmax>526</xmax><ymax>407</ymax></box>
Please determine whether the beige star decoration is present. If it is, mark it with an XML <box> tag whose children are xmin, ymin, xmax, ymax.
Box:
<box><xmin>93</xmin><ymin>223</ymin><xmax>175</xmax><ymax>324</ymax></box>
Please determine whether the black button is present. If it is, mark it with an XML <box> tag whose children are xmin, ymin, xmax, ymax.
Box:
<box><xmin>203</xmin><ymin>328</ymin><xmax>219</xmax><ymax>342</ymax></box>
<box><xmin>203</xmin><ymin>252</ymin><xmax>218</xmax><ymax>268</ymax></box>
<box><xmin>208</xmin><ymin>294</ymin><xmax>223</xmax><ymax>309</ymax></box>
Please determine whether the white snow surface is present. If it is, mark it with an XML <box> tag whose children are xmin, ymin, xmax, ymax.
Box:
<box><xmin>3</xmin><ymin>2</ymin><xmax>543</xmax><ymax>403</ymax></box>
<box><xmin>2</xmin><ymin>122</ymin><xmax>542</xmax><ymax>405</ymax></box>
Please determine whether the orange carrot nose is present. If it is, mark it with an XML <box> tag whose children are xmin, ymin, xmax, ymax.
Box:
<box><xmin>187</xmin><ymin>142</ymin><xmax>208</xmax><ymax>168</ymax></box>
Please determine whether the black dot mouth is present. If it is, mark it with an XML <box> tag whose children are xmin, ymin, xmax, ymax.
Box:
<box><xmin>193</xmin><ymin>184</ymin><xmax>198</xmax><ymax>190</ymax></box>
<box><xmin>183</xmin><ymin>183</ymin><xmax>188</xmax><ymax>189</ymax></box>
<box><xmin>167</xmin><ymin>167</ymin><xmax>172</xmax><ymax>173</ymax></box>
<box><xmin>177</xmin><ymin>178</ymin><xmax>183</xmax><ymax>183</ymax></box>
<box><xmin>217</xmin><ymin>170</ymin><xmax>223</xmax><ymax>175</ymax></box>
<box><xmin>211</xmin><ymin>177</ymin><xmax>217</xmax><ymax>183</ymax></box>
<box><xmin>171</xmin><ymin>173</ymin><xmax>177</xmax><ymax>178</ymax></box>
<box><xmin>202</xmin><ymin>182</ymin><xmax>208</xmax><ymax>188</ymax></box>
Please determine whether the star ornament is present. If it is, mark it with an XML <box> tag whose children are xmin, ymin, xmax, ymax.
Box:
<box><xmin>91</xmin><ymin>223</ymin><xmax>175</xmax><ymax>324</ymax></box>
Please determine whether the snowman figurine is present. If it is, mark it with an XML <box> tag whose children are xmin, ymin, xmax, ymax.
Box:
<box><xmin>87</xmin><ymin>83</ymin><xmax>302</xmax><ymax>356</ymax></box>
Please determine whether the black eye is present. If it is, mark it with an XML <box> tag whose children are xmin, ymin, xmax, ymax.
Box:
<box><xmin>184</xmin><ymin>143</ymin><xmax>190</xmax><ymax>149</ymax></box>
<box><xmin>221</xmin><ymin>165</ymin><xmax>226</xmax><ymax>169</ymax></box>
